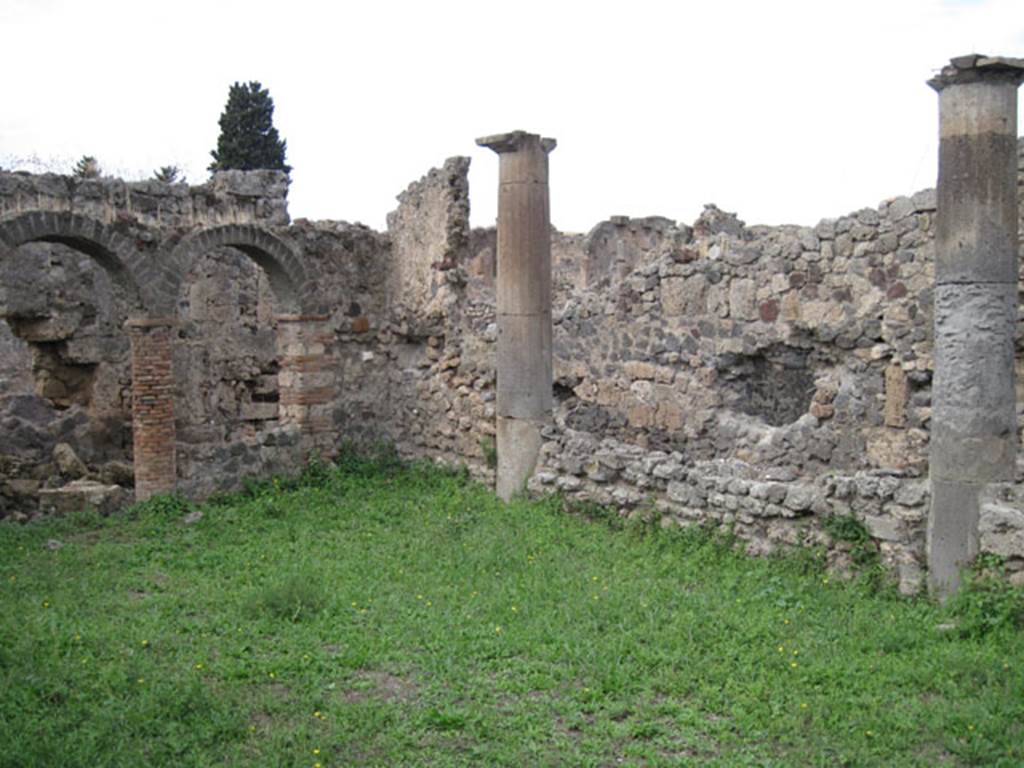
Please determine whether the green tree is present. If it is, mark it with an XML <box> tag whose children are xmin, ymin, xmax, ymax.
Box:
<box><xmin>73</xmin><ymin>155</ymin><xmax>100</xmax><ymax>179</ymax></box>
<box><xmin>208</xmin><ymin>81</ymin><xmax>291</xmax><ymax>174</ymax></box>
<box><xmin>153</xmin><ymin>165</ymin><xmax>184</xmax><ymax>183</ymax></box>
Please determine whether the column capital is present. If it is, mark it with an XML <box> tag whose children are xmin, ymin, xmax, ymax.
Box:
<box><xmin>928</xmin><ymin>54</ymin><xmax>1024</xmax><ymax>91</ymax></box>
<box><xmin>476</xmin><ymin>130</ymin><xmax>556</xmax><ymax>154</ymax></box>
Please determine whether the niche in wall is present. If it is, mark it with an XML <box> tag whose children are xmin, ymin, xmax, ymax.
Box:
<box><xmin>716</xmin><ymin>344</ymin><xmax>816</xmax><ymax>427</ymax></box>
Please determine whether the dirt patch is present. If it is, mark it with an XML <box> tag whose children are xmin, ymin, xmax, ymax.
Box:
<box><xmin>342</xmin><ymin>670</ymin><xmax>418</xmax><ymax>704</ymax></box>
<box><xmin>268</xmin><ymin>682</ymin><xmax>291</xmax><ymax>699</ymax></box>
<box><xmin>249</xmin><ymin>711</ymin><xmax>274</xmax><ymax>730</ymax></box>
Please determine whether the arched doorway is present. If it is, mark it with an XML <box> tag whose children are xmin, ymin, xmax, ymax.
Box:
<box><xmin>0</xmin><ymin>211</ymin><xmax>173</xmax><ymax>504</ymax></box>
<box><xmin>168</xmin><ymin>225</ymin><xmax>333</xmax><ymax>496</ymax></box>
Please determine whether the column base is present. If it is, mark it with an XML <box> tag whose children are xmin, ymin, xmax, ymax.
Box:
<box><xmin>928</xmin><ymin>478</ymin><xmax>982</xmax><ymax>599</ymax></box>
<box><xmin>496</xmin><ymin>415</ymin><xmax>545</xmax><ymax>502</ymax></box>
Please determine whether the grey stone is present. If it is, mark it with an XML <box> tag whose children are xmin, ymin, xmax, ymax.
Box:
<box><xmin>783</xmin><ymin>484</ymin><xmax>817</xmax><ymax>513</ymax></box>
<box><xmin>53</xmin><ymin>442</ymin><xmax>89</xmax><ymax>479</ymax></box>
<box><xmin>978</xmin><ymin>502</ymin><xmax>1024</xmax><ymax>559</ymax></box>
<box><xmin>37</xmin><ymin>480</ymin><xmax>129</xmax><ymax>517</ymax></box>
<box><xmin>863</xmin><ymin>514</ymin><xmax>902</xmax><ymax>542</ymax></box>
<box><xmin>894</xmin><ymin>481</ymin><xmax>929</xmax><ymax>507</ymax></box>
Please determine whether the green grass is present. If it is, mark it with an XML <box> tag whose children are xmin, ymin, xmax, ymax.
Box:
<box><xmin>1</xmin><ymin>454</ymin><xmax>1023</xmax><ymax>767</ymax></box>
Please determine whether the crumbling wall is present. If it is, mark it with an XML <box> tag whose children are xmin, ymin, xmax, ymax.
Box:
<box><xmin>0</xmin><ymin>241</ymin><xmax>133</xmax><ymax>517</ymax></box>
<box><xmin>385</xmin><ymin>157</ymin><xmax>471</xmax><ymax>335</ymax></box>
<box><xmin>0</xmin><ymin>168</ymin><xmax>389</xmax><ymax>508</ymax></box>
<box><xmin>0</xmin><ymin>170</ymin><xmax>290</xmax><ymax>227</ymax></box>
<box><xmin>357</xmin><ymin>142</ymin><xmax>1024</xmax><ymax>594</ymax></box>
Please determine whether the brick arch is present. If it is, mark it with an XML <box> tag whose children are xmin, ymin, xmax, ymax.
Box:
<box><xmin>0</xmin><ymin>211</ymin><xmax>160</xmax><ymax>311</ymax></box>
<box><xmin>170</xmin><ymin>224</ymin><xmax>312</xmax><ymax>313</ymax></box>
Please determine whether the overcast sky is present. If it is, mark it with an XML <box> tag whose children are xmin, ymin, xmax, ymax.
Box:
<box><xmin>1</xmin><ymin>0</ymin><xmax>1021</xmax><ymax>233</ymax></box>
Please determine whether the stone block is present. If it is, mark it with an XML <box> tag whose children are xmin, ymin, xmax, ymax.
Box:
<box><xmin>38</xmin><ymin>480</ymin><xmax>130</xmax><ymax>516</ymax></box>
<box><xmin>863</xmin><ymin>514</ymin><xmax>902</xmax><ymax>542</ymax></box>
<box><xmin>53</xmin><ymin>442</ymin><xmax>88</xmax><ymax>479</ymax></box>
<box><xmin>728</xmin><ymin>278</ymin><xmax>757</xmax><ymax>321</ymax></box>
<box><xmin>883</xmin><ymin>363</ymin><xmax>908</xmax><ymax>428</ymax></box>
<box><xmin>978</xmin><ymin>502</ymin><xmax>1024</xmax><ymax>559</ymax></box>
<box><xmin>783</xmin><ymin>484</ymin><xmax>817</xmax><ymax>513</ymax></box>
<box><xmin>661</xmin><ymin>275</ymin><xmax>707</xmax><ymax>316</ymax></box>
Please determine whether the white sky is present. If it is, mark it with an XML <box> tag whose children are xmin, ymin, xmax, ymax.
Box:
<box><xmin>1</xmin><ymin>0</ymin><xmax>1021</xmax><ymax>233</ymax></box>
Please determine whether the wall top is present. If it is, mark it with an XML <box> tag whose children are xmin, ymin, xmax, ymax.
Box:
<box><xmin>476</xmin><ymin>131</ymin><xmax>557</xmax><ymax>154</ymax></box>
<box><xmin>928</xmin><ymin>54</ymin><xmax>1024</xmax><ymax>91</ymax></box>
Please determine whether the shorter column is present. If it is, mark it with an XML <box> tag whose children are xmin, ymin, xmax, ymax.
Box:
<box><xmin>477</xmin><ymin>130</ymin><xmax>557</xmax><ymax>500</ymax></box>
<box><xmin>125</xmin><ymin>317</ymin><xmax>177</xmax><ymax>501</ymax></box>
<box><xmin>276</xmin><ymin>314</ymin><xmax>335</xmax><ymax>441</ymax></box>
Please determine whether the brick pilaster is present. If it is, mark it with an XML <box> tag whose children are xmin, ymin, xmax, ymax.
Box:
<box><xmin>276</xmin><ymin>314</ymin><xmax>334</xmax><ymax>440</ymax></box>
<box><xmin>126</xmin><ymin>318</ymin><xmax>177</xmax><ymax>501</ymax></box>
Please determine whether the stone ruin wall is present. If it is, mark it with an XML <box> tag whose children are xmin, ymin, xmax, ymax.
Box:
<box><xmin>3</xmin><ymin>142</ymin><xmax>1024</xmax><ymax>592</ymax></box>
<box><xmin>373</xmin><ymin>140</ymin><xmax>1024</xmax><ymax>595</ymax></box>
<box><xmin>0</xmin><ymin>170</ymin><xmax>390</xmax><ymax>509</ymax></box>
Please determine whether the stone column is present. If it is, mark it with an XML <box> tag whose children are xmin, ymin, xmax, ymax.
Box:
<box><xmin>126</xmin><ymin>318</ymin><xmax>177</xmax><ymax>501</ymax></box>
<box><xmin>476</xmin><ymin>130</ymin><xmax>557</xmax><ymax>500</ymax></box>
<box><xmin>927</xmin><ymin>55</ymin><xmax>1024</xmax><ymax>597</ymax></box>
<box><xmin>276</xmin><ymin>314</ymin><xmax>334</xmax><ymax>443</ymax></box>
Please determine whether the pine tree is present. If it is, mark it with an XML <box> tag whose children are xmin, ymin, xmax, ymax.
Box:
<box><xmin>73</xmin><ymin>155</ymin><xmax>100</xmax><ymax>179</ymax></box>
<box><xmin>153</xmin><ymin>165</ymin><xmax>184</xmax><ymax>183</ymax></box>
<box><xmin>208</xmin><ymin>81</ymin><xmax>291</xmax><ymax>174</ymax></box>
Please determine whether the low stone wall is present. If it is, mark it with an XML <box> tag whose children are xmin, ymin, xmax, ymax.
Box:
<box><xmin>979</xmin><ymin>483</ymin><xmax>1024</xmax><ymax>585</ymax></box>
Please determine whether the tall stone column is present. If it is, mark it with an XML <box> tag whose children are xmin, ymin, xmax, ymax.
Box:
<box><xmin>477</xmin><ymin>131</ymin><xmax>557</xmax><ymax>501</ymax></box>
<box><xmin>126</xmin><ymin>318</ymin><xmax>177</xmax><ymax>501</ymax></box>
<box><xmin>927</xmin><ymin>55</ymin><xmax>1024</xmax><ymax>597</ymax></box>
<box><xmin>276</xmin><ymin>314</ymin><xmax>334</xmax><ymax>443</ymax></box>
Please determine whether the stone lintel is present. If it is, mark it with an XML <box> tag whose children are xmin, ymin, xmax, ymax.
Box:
<box><xmin>124</xmin><ymin>316</ymin><xmax>178</xmax><ymax>330</ymax></box>
<box><xmin>274</xmin><ymin>313</ymin><xmax>331</xmax><ymax>324</ymax></box>
<box><xmin>476</xmin><ymin>131</ymin><xmax>557</xmax><ymax>154</ymax></box>
<box><xmin>928</xmin><ymin>54</ymin><xmax>1024</xmax><ymax>91</ymax></box>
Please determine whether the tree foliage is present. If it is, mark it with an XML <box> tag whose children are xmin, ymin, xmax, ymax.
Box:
<box><xmin>153</xmin><ymin>165</ymin><xmax>184</xmax><ymax>184</ymax></box>
<box><xmin>73</xmin><ymin>155</ymin><xmax>100</xmax><ymax>179</ymax></box>
<box><xmin>208</xmin><ymin>81</ymin><xmax>290</xmax><ymax>174</ymax></box>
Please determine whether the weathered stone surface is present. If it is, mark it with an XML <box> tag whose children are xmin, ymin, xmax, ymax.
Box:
<box><xmin>979</xmin><ymin>502</ymin><xmax>1024</xmax><ymax>559</ymax></box>
<box><xmin>37</xmin><ymin>479</ymin><xmax>129</xmax><ymax>516</ymax></box>
<box><xmin>884</xmin><ymin>363</ymin><xmax>908</xmax><ymax>428</ymax></box>
<box><xmin>53</xmin><ymin>442</ymin><xmax>87</xmax><ymax>479</ymax></box>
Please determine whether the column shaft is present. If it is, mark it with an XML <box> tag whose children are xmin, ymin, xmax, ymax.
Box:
<box><xmin>927</xmin><ymin>55</ymin><xmax>1024</xmax><ymax>597</ymax></box>
<box><xmin>477</xmin><ymin>131</ymin><xmax>557</xmax><ymax>500</ymax></box>
<box><xmin>126</xmin><ymin>318</ymin><xmax>177</xmax><ymax>501</ymax></box>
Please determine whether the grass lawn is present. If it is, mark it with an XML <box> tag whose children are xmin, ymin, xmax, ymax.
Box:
<box><xmin>1</xmin><ymin>453</ymin><xmax>1023</xmax><ymax>767</ymax></box>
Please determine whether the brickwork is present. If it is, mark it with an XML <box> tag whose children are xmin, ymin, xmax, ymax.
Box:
<box><xmin>126</xmin><ymin>318</ymin><xmax>176</xmax><ymax>500</ymax></box>
<box><xmin>276</xmin><ymin>315</ymin><xmax>335</xmax><ymax>443</ymax></box>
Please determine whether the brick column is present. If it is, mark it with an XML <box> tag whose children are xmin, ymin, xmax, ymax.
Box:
<box><xmin>927</xmin><ymin>54</ymin><xmax>1024</xmax><ymax>597</ymax></box>
<box><xmin>476</xmin><ymin>130</ymin><xmax>557</xmax><ymax>500</ymax></box>
<box><xmin>276</xmin><ymin>315</ymin><xmax>334</xmax><ymax>441</ymax></box>
<box><xmin>126</xmin><ymin>317</ymin><xmax>177</xmax><ymax>501</ymax></box>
